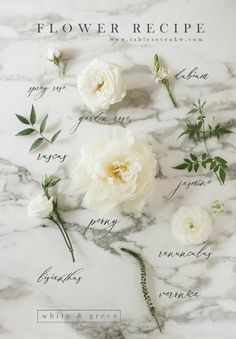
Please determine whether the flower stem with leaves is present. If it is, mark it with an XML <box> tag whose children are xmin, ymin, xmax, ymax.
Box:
<box><xmin>153</xmin><ymin>54</ymin><xmax>178</xmax><ymax>108</ymax></box>
<box><xmin>42</xmin><ymin>174</ymin><xmax>75</xmax><ymax>262</ymax></box>
<box><xmin>121</xmin><ymin>248</ymin><xmax>162</xmax><ymax>332</ymax></box>
<box><xmin>15</xmin><ymin>105</ymin><xmax>61</xmax><ymax>152</ymax></box>
<box><xmin>174</xmin><ymin>100</ymin><xmax>232</xmax><ymax>185</ymax></box>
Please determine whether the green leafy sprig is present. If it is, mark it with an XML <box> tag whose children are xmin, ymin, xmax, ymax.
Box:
<box><xmin>15</xmin><ymin>105</ymin><xmax>61</xmax><ymax>152</ymax></box>
<box><xmin>174</xmin><ymin>100</ymin><xmax>232</xmax><ymax>185</ymax></box>
<box><xmin>153</xmin><ymin>54</ymin><xmax>178</xmax><ymax>108</ymax></box>
<box><xmin>121</xmin><ymin>248</ymin><xmax>162</xmax><ymax>332</ymax></box>
<box><xmin>42</xmin><ymin>174</ymin><xmax>75</xmax><ymax>262</ymax></box>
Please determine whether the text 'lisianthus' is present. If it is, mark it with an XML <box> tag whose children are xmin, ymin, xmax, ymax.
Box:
<box><xmin>77</xmin><ymin>58</ymin><xmax>126</xmax><ymax>112</ymax></box>
<box><xmin>73</xmin><ymin>127</ymin><xmax>157</xmax><ymax>216</ymax></box>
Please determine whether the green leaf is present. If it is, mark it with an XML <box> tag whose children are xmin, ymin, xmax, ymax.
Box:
<box><xmin>184</xmin><ymin>158</ymin><xmax>192</xmax><ymax>164</ymax></box>
<box><xmin>16</xmin><ymin>128</ymin><xmax>34</xmax><ymax>136</ymax></box>
<box><xmin>210</xmin><ymin>161</ymin><xmax>216</xmax><ymax>170</ymax></box>
<box><xmin>49</xmin><ymin>178</ymin><xmax>61</xmax><ymax>187</ymax></box>
<box><xmin>173</xmin><ymin>163</ymin><xmax>189</xmax><ymax>170</ymax></box>
<box><xmin>177</xmin><ymin>130</ymin><xmax>188</xmax><ymax>139</ymax></box>
<box><xmin>40</xmin><ymin>114</ymin><xmax>48</xmax><ymax>133</ymax></box>
<box><xmin>51</xmin><ymin>130</ymin><xmax>61</xmax><ymax>143</ymax></box>
<box><xmin>16</xmin><ymin>114</ymin><xmax>30</xmax><ymax>125</ymax></box>
<box><xmin>190</xmin><ymin>153</ymin><xmax>198</xmax><ymax>161</ymax></box>
<box><xmin>219</xmin><ymin>167</ymin><xmax>226</xmax><ymax>184</ymax></box>
<box><xmin>201</xmin><ymin>161</ymin><xmax>207</xmax><ymax>169</ymax></box>
<box><xmin>30</xmin><ymin>105</ymin><xmax>36</xmax><ymax>125</ymax></box>
<box><xmin>188</xmin><ymin>108</ymin><xmax>199</xmax><ymax>114</ymax></box>
<box><xmin>194</xmin><ymin>163</ymin><xmax>199</xmax><ymax>172</ymax></box>
<box><xmin>188</xmin><ymin>164</ymin><xmax>193</xmax><ymax>172</ymax></box>
<box><xmin>30</xmin><ymin>138</ymin><xmax>43</xmax><ymax>152</ymax></box>
<box><xmin>202</xmin><ymin>153</ymin><xmax>207</xmax><ymax>160</ymax></box>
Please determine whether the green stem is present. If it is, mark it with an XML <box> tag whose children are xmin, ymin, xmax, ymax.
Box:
<box><xmin>164</xmin><ymin>82</ymin><xmax>178</xmax><ymax>108</ymax></box>
<box><xmin>199</xmin><ymin>108</ymin><xmax>222</xmax><ymax>185</ymax></box>
<box><xmin>31</xmin><ymin>125</ymin><xmax>52</xmax><ymax>144</ymax></box>
<box><xmin>121</xmin><ymin>248</ymin><xmax>162</xmax><ymax>332</ymax></box>
<box><xmin>44</xmin><ymin>187</ymin><xmax>75</xmax><ymax>262</ymax></box>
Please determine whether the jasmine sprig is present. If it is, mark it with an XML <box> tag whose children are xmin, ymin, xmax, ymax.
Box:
<box><xmin>153</xmin><ymin>54</ymin><xmax>178</xmax><ymax>108</ymax></box>
<box><xmin>15</xmin><ymin>105</ymin><xmax>61</xmax><ymax>152</ymax></box>
<box><xmin>121</xmin><ymin>248</ymin><xmax>162</xmax><ymax>332</ymax></box>
<box><xmin>42</xmin><ymin>174</ymin><xmax>75</xmax><ymax>262</ymax></box>
<box><xmin>174</xmin><ymin>100</ymin><xmax>232</xmax><ymax>185</ymax></box>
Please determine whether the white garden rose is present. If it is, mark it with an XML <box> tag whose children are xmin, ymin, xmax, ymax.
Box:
<box><xmin>27</xmin><ymin>195</ymin><xmax>53</xmax><ymax>218</ymax></box>
<box><xmin>171</xmin><ymin>206</ymin><xmax>212</xmax><ymax>245</ymax></box>
<box><xmin>73</xmin><ymin>127</ymin><xmax>157</xmax><ymax>216</ymax></box>
<box><xmin>77</xmin><ymin>58</ymin><xmax>126</xmax><ymax>112</ymax></box>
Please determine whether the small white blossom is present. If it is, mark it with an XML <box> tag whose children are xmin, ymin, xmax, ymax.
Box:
<box><xmin>28</xmin><ymin>195</ymin><xmax>53</xmax><ymax>218</ymax></box>
<box><xmin>154</xmin><ymin>66</ymin><xmax>170</xmax><ymax>82</ymax></box>
<box><xmin>171</xmin><ymin>206</ymin><xmax>212</xmax><ymax>245</ymax></box>
<box><xmin>212</xmin><ymin>200</ymin><xmax>224</xmax><ymax>213</ymax></box>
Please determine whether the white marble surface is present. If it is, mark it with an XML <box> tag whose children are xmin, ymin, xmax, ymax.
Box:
<box><xmin>0</xmin><ymin>0</ymin><xmax>236</xmax><ymax>338</ymax></box>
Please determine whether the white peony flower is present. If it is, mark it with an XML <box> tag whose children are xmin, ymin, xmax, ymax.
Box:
<box><xmin>73</xmin><ymin>126</ymin><xmax>157</xmax><ymax>216</ymax></box>
<box><xmin>77</xmin><ymin>58</ymin><xmax>126</xmax><ymax>112</ymax></box>
<box><xmin>27</xmin><ymin>195</ymin><xmax>53</xmax><ymax>218</ymax></box>
<box><xmin>47</xmin><ymin>46</ymin><xmax>62</xmax><ymax>62</ymax></box>
<box><xmin>171</xmin><ymin>206</ymin><xmax>212</xmax><ymax>245</ymax></box>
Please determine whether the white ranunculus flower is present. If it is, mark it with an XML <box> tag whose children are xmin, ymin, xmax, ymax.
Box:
<box><xmin>47</xmin><ymin>46</ymin><xmax>62</xmax><ymax>61</ymax></box>
<box><xmin>27</xmin><ymin>195</ymin><xmax>53</xmax><ymax>218</ymax></box>
<box><xmin>73</xmin><ymin>127</ymin><xmax>157</xmax><ymax>216</ymax></box>
<box><xmin>171</xmin><ymin>206</ymin><xmax>212</xmax><ymax>245</ymax></box>
<box><xmin>77</xmin><ymin>58</ymin><xmax>126</xmax><ymax>112</ymax></box>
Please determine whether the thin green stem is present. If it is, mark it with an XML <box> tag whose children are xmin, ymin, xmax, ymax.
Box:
<box><xmin>31</xmin><ymin>125</ymin><xmax>52</xmax><ymax>144</ymax></box>
<box><xmin>44</xmin><ymin>186</ymin><xmax>75</xmax><ymax>262</ymax></box>
<box><xmin>164</xmin><ymin>82</ymin><xmax>178</xmax><ymax>108</ymax></box>
<box><xmin>199</xmin><ymin>108</ymin><xmax>222</xmax><ymax>185</ymax></box>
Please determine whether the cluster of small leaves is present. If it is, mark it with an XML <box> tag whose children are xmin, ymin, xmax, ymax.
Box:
<box><xmin>179</xmin><ymin>100</ymin><xmax>232</xmax><ymax>141</ymax></box>
<box><xmin>174</xmin><ymin>153</ymin><xmax>227</xmax><ymax>185</ymax></box>
<box><xmin>15</xmin><ymin>105</ymin><xmax>61</xmax><ymax>152</ymax></box>
<box><xmin>120</xmin><ymin>248</ymin><xmax>162</xmax><ymax>332</ymax></box>
<box><xmin>175</xmin><ymin>100</ymin><xmax>231</xmax><ymax>185</ymax></box>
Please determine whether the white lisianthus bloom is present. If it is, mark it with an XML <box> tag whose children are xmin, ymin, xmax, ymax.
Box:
<box><xmin>77</xmin><ymin>58</ymin><xmax>126</xmax><ymax>112</ymax></box>
<box><xmin>73</xmin><ymin>127</ymin><xmax>157</xmax><ymax>216</ymax></box>
<box><xmin>47</xmin><ymin>46</ymin><xmax>62</xmax><ymax>62</ymax></box>
<box><xmin>27</xmin><ymin>195</ymin><xmax>53</xmax><ymax>218</ymax></box>
<box><xmin>171</xmin><ymin>206</ymin><xmax>212</xmax><ymax>245</ymax></box>
<box><xmin>154</xmin><ymin>66</ymin><xmax>170</xmax><ymax>82</ymax></box>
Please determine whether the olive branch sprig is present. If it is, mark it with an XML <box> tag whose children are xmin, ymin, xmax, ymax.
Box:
<box><xmin>121</xmin><ymin>248</ymin><xmax>162</xmax><ymax>332</ymax></box>
<box><xmin>15</xmin><ymin>105</ymin><xmax>61</xmax><ymax>152</ymax></box>
<box><xmin>42</xmin><ymin>174</ymin><xmax>75</xmax><ymax>262</ymax></box>
<box><xmin>174</xmin><ymin>99</ymin><xmax>232</xmax><ymax>185</ymax></box>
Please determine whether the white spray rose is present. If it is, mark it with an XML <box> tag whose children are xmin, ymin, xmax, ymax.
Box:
<box><xmin>73</xmin><ymin>127</ymin><xmax>157</xmax><ymax>216</ymax></box>
<box><xmin>77</xmin><ymin>58</ymin><xmax>126</xmax><ymax>112</ymax></box>
<box><xmin>171</xmin><ymin>206</ymin><xmax>212</xmax><ymax>245</ymax></box>
<box><xmin>47</xmin><ymin>46</ymin><xmax>62</xmax><ymax>62</ymax></box>
<box><xmin>27</xmin><ymin>195</ymin><xmax>53</xmax><ymax>218</ymax></box>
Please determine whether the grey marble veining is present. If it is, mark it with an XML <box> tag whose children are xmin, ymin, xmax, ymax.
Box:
<box><xmin>0</xmin><ymin>0</ymin><xmax>236</xmax><ymax>338</ymax></box>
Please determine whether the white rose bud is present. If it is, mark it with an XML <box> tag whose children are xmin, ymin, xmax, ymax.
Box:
<box><xmin>77</xmin><ymin>58</ymin><xmax>126</xmax><ymax>112</ymax></box>
<box><xmin>171</xmin><ymin>206</ymin><xmax>212</xmax><ymax>245</ymax></box>
<box><xmin>47</xmin><ymin>47</ymin><xmax>62</xmax><ymax>62</ymax></box>
<box><xmin>27</xmin><ymin>195</ymin><xmax>54</xmax><ymax>219</ymax></box>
